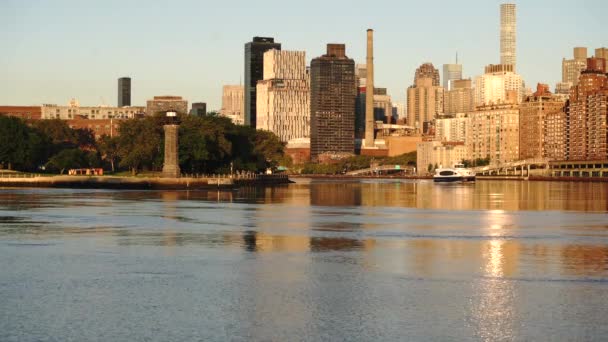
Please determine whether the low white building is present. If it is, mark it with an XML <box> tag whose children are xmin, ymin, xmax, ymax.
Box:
<box><xmin>417</xmin><ymin>141</ymin><xmax>467</xmax><ymax>176</ymax></box>
<box><xmin>42</xmin><ymin>101</ymin><xmax>145</xmax><ymax>120</ymax></box>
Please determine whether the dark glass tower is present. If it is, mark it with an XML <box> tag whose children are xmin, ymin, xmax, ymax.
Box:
<box><xmin>118</xmin><ymin>77</ymin><xmax>131</xmax><ymax>107</ymax></box>
<box><xmin>244</xmin><ymin>37</ymin><xmax>281</xmax><ymax>127</ymax></box>
<box><xmin>310</xmin><ymin>44</ymin><xmax>356</xmax><ymax>162</ymax></box>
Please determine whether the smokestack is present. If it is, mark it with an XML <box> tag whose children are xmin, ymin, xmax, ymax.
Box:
<box><xmin>364</xmin><ymin>29</ymin><xmax>375</xmax><ymax>148</ymax></box>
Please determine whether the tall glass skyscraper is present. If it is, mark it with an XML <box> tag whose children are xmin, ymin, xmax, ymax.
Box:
<box><xmin>117</xmin><ymin>77</ymin><xmax>131</xmax><ymax>107</ymax></box>
<box><xmin>244</xmin><ymin>37</ymin><xmax>281</xmax><ymax>127</ymax></box>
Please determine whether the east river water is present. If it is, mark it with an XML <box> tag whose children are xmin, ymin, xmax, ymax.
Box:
<box><xmin>1</xmin><ymin>179</ymin><xmax>608</xmax><ymax>341</ymax></box>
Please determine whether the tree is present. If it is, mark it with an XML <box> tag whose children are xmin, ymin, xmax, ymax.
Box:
<box><xmin>0</xmin><ymin>116</ymin><xmax>31</xmax><ymax>170</ymax></box>
<box><xmin>98</xmin><ymin>135</ymin><xmax>120</xmax><ymax>172</ymax></box>
<box><xmin>179</xmin><ymin>115</ymin><xmax>232</xmax><ymax>173</ymax></box>
<box><xmin>253</xmin><ymin>130</ymin><xmax>285</xmax><ymax>171</ymax></box>
<box><xmin>117</xmin><ymin>117</ymin><xmax>163</xmax><ymax>175</ymax></box>
<box><xmin>46</xmin><ymin>149</ymin><xmax>87</xmax><ymax>174</ymax></box>
<box><xmin>0</xmin><ymin>116</ymin><xmax>48</xmax><ymax>171</ymax></box>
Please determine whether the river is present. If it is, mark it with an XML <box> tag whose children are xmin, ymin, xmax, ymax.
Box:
<box><xmin>1</xmin><ymin>179</ymin><xmax>607</xmax><ymax>341</ymax></box>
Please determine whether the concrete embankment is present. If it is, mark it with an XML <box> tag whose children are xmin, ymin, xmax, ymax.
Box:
<box><xmin>0</xmin><ymin>175</ymin><xmax>292</xmax><ymax>190</ymax></box>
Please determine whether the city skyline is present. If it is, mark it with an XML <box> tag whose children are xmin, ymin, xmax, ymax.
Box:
<box><xmin>1</xmin><ymin>0</ymin><xmax>606</xmax><ymax>110</ymax></box>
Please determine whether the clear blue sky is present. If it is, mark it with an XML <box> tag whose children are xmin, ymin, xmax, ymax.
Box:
<box><xmin>1</xmin><ymin>0</ymin><xmax>606</xmax><ymax>110</ymax></box>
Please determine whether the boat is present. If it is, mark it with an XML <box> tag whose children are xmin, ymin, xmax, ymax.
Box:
<box><xmin>433</xmin><ymin>164</ymin><xmax>476</xmax><ymax>183</ymax></box>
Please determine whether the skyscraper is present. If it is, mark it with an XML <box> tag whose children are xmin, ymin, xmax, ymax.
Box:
<box><xmin>413</xmin><ymin>63</ymin><xmax>440</xmax><ymax>86</ymax></box>
<box><xmin>443</xmin><ymin>62</ymin><xmax>462</xmax><ymax>91</ymax></box>
<box><xmin>444</xmin><ymin>79</ymin><xmax>474</xmax><ymax>115</ymax></box>
<box><xmin>118</xmin><ymin>77</ymin><xmax>131</xmax><ymax>107</ymax></box>
<box><xmin>500</xmin><ymin>3</ymin><xmax>517</xmax><ymax>70</ymax></box>
<box><xmin>220</xmin><ymin>85</ymin><xmax>245</xmax><ymax>125</ymax></box>
<box><xmin>310</xmin><ymin>44</ymin><xmax>356</xmax><ymax>162</ymax></box>
<box><xmin>474</xmin><ymin>64</ymin><xmax>524</xmax><ymax>106</ymax></box>
<box><xmin>562</xmin><ymin>47</ymin><xmax>588</xmax><ymax>86</ymax></box>
<box><xmin>244</xmin><ymin>37</ymin><xmax>281</xmax><ymax>128</ymax></box>
<box><xmin>190</xmin><ymin>103</ymin><xmax>207</xmax><ymax>116</ymax></box>
<box><xmin>407</xmin><ymin>63</ymin><xmax>443</xmax><ymax>131</ymax></box>
<box><xmin>256</xmin><ymin>49</ymin><xmax>310</xmax><ymax>142</ymax></box>
<box><xmin>519</xmin><ymin>84</ymin><xmax>566</xmax><ymax>160</ymax></box>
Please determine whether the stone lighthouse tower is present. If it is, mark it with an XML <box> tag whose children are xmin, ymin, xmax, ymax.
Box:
<box><xmin>162</xmin><ymin>111</ymin><xmax>181</xmax><ymax>178</ymax></box>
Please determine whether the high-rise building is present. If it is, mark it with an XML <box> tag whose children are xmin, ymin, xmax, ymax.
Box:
<box><xmin>466</xmin><ymin>103</ymin><xmax>520</xmax><ymax>165</ymax></box>
<box><xmin>568</xmin><ymin>57</ymin><xmax>608</xmax><ymax>161</ymax></box>
<box><xmin>190</xmin><ymin>102</ymin><xmax>207</xmax><ymax>116</ymax></box>
<box><xmin>220</xmin><ymin>85</ymin><xmax>245</xmax><ymax>125</ymax></box>
<box><xmin>562</xmin><ymin>47</ymin><xmax>588</xmax><ymax>86</ymax></box>
<box><xmin>443</xmin><ymin>63</ymin><xmax>463</xmax><ymax>90</ymax></box>
<box><xmin>500</xmin><ymin>3</ymin><xmax>517</xmax><ymax>70</ymax></box>
<box><xmin>310</xmin><ymin>44</ymin><xmax>356</xmax><ymax>162</ymax></box>
<box><xmin>519</xmin><ymin>84</ymin><xmax>566</xmax><ymax>160</ymax></box>
<box><xmin>256</xmin><ymin>50</ymin><xmax>310</xmax><ymax>143</ymax></box>
<box><xmin>355</xmin><ymin>64</ymin><xmax>367</xmax><ymax>139</ymax></box>
<box><xmin>595</xmin><ymin>48</ymin><xmax>608</xmax><ymax>60</ymax></box>
<box><xmin>407</xmin><ymin>63</ymin><xmax>444</xmax><ymax>132</ymax></box>
<box><xmin>544</xmin><ymin>109</ymin><xmax>568</xmax><ymax>161</ymax></box>
<box><xmin>435</xmin><ymin>113</ymin><xmax>468</xmax><ymax>143</ymax></box>
<box><xmin>474</xmin><ymin>64</ymin><xmax>524</xmax><ymax>106</ymax></box>
<box><xmin>413</xmin><ymin>63</ymin><xmax>440</xmax><ymax>86</ymax></box>
<box><xmin>118</xmin><ymin>77</ymin><xmax>131</xmax><ymax>107</ymax></box>
<box><xmin>373</xmin><ymin>88</ymin><xmax>392</xmax><ymax>124</ymax></box>
<box><xmin>146</xmin><ymin>96</ymin><xmax>188</xmax><ymax>115</ymax></box>
<box><xmin>444</xmin><ymin>79</ymin><xmax>474</xmax><ymax>114</ymax></box>
<box><xmin>244</xmin><ymin>37</ymin><xmax>281</xmax><ymax>128</ymax></box>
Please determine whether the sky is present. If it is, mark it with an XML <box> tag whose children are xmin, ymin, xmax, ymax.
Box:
<box><xmin>1</xmin><ymin>0</ymin><xmax>606</xmax><ymax>110</ymax></box>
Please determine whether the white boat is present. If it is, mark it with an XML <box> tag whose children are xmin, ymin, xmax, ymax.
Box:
<box><xmin>433</xmin><ymin>164</ymin><xmax>476</xmax><ymax>183</ymax></box>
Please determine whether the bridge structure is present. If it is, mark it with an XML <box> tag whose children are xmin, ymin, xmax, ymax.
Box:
<box><xmin>345</xmin><ymin>164</ymin><xmax>414</xmax><ymax>176</ymax></box>
<box><xmin>473</xmin><ymin>158</ymin><xmax>551</xmax><ymax>177</ymax></box>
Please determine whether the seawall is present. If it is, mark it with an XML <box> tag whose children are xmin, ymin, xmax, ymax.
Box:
<box><xmin>0</xmin><ymin>174</ymin><xmax>292</xmax><ymax>190</ymax></box>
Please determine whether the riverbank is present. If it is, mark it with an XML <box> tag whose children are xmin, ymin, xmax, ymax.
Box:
<box><xmin>0</xmin><ymin>174</ymin><xmax>292</xmax><ymax>190</ymax></box>
<box><xmin>289</xmin><ymin>174</ymin><xmax>608</xmax><ymax>182</ymax></box>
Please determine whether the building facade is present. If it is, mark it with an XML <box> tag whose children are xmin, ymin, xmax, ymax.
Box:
<box><xmin>407</xmin><ymin>77</ymin><xmax>444</xmax><ymax>132</ymax></box>
<box><xmin>519</xmin><ymin>84</ymin><xmax>566</xmax><ymax>160</ymax></box>
<box><xmin>562</xmin><ymin>47</ymin><xmax>588</xmax><ymax>86</ymax></box>
<box><xmin>146</xmin><ymin>96</ymin><xmax>188</xmax><ymax>115</ymax></box>
<box><xmin>466</xmin><ymin>103</ymin><xmax>520</xmax><ymax>165</ymax></box>
<box><xmin>444</xmin><ymin>79</ymin><xmax>474</xmax><ymax>114</ymax></box>
<box><xmin>0</xmin><ymin>106</ymin><xmax>42</xmax><ymax>120</ymax></box>
<box><xmin>190</xmin><ymin>102</ymin><xmax>207</xmax><ymax>116</ymax></box>
<box><xmin>118</xmin><ymin>77</ymin><xmax>131</xmax><ymax>107</ymax></box>
<box><xmin>417</xmin><ymin>141</ymin><xmax>467</xmax><ymax>176</ymax></box>
<box><xmin>256</xmin><ymin>50</ymin><xmax>310</xmax><ymax>142</ymax></box>
<box><xmin>544</xmin><ymin>109</ymin><xmax>568</xmax><ymax>161</ymax></box>
<box><xmin>67</xmin><ymin>118</ymin><xmax>123</xmax><ymax>139</ymax></box>
<box><xmin>568</xmin><ymin>58</ymin><xmax>608</xmax><ymax>161</ymax></box>
<box><xmin>435</xmin><ymin>113</ymin><xmax>468</xmax><ymax>143</ymax></box>
<box><xmin>373</xmin><ymin>88</ymin><xmax>393</xmax><ymax>123</ymax></box>
<box><xmin>310</xmin><ymin>44</ymin><xmax>356</xmax><ymax>162</ymax></box>
<box><xmin>220</xmin><ymin>85</ymin><xmax>245</xmax><ymax>125</ymax></box>
<box><xmin>474</xmin><ymin>64</ymin><xmax>524</xmax><ymax>106</ymax></box>
<box><xmin>42</xmin><ymin>103</ymin><xmax>145</xmax><ymax>120</ymax></box>
<box><xmin>244</xmin><ymin>37</ymin><xmax>281</xmax><ymax>127</ymax></box>
<box><xmin>500</xmin><ymin>3</ymin><xmax>517</xmax><ymax>70</ymax></box>
<box><xmin>442</xmin><ymin>63</ymin><xmax>463</xmax><ymax>90</ymax></box>
<box><xmin>413</xmin><ymin>63</ymin><xmax>440</xmax><ymax>87</ymax></box>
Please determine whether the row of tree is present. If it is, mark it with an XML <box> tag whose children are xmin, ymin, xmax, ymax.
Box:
<box><xmin>0</xmin><ymin>114</ymin><xmax>286</xmax><ymax>175</ymax></box>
